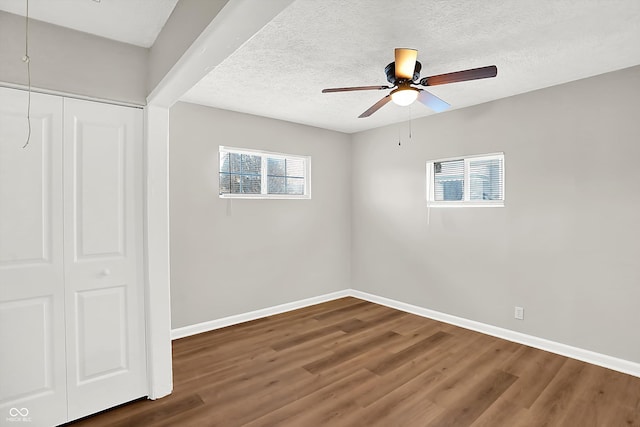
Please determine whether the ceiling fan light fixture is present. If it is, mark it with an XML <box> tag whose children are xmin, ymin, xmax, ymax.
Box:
<box><xmin>390</xmin><ymin>87</ymin><xmax>418</xmax><ymax>106</ymax></box>
<box><xmin>394</xmin><ymin>48</ymin><xmax>418</xmax><ymax>80</ymax></box>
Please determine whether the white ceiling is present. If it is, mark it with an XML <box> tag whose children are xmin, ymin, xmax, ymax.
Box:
<box><xmin>0</xmin><ymin>0</ymin><xmax>178</xmax><ymax>48</ymax></box>
<box><xmin>1</xmin><ymin>0</ymin><xmax>639</xmax><ymax>133</ymax></box>
<box><xmin>181</xmin><ymin>0</ymin><xmax>640</xmax><ymax>133</ymax></box>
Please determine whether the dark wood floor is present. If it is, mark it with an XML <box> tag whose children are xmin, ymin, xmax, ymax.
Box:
<box><xmin>69</xmin><ymin>297</ymin><xmax>640</xmax><ymax>426</ymax></box>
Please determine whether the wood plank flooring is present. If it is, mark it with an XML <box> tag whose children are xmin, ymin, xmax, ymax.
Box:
<box><xmin>67</xmin><ymin>297</ymin><xmax>640</xmax><ymax>426</ymax></box>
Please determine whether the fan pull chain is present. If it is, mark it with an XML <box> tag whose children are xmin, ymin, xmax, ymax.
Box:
<box><xmin>22</xmin><ymin>0</ymin><xmax>32</xmax><ymax>149</ymax></box>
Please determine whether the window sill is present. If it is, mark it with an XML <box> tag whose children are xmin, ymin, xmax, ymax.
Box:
<box><xmin>427</xmin><ymin>201</ymin><xmax>504</xmax><ymax>208</ymax></box>
<box><xmin>219</xmin><ymin>194</ymin><xmax>311</xmax><ymax>200</ymax></box>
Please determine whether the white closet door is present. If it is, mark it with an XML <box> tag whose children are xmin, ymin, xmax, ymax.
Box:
<box><xmin>0</xmin><ymin>88</ymin><xmax>67</xmax><ymax>427</ymax></box>
<box><xmin>63</xmin><ymin>99</ymin><xmax>147</xmax><ymax>421</ymax></box>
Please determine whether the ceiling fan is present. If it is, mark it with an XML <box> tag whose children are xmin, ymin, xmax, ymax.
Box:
<box><xmin>321</xmin><ymin>48</ymin><xmax>497</xmax><ymax>118</ymax></box>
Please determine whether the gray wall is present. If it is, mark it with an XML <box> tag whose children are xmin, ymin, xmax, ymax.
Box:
<box><xmin>169</xmin><ymin>102</ymin><xmax>351</xmax><ymax>328</ymax></box>
<box><xmin>351</xmin><ymin>65</ymin><xmax>640</xmax><ymax>363</ymax></box>
<box><xmin>0</xmin><ymin>11</ymin><xmax>148</xmax><ymax>104</ymax></box>
<box><xmin>1</xmin><ymin>0</ymin><xmax>234</xmax><ymax>104</ymax></box>
<box><xmin>168</xmin><ymin>66</ymin><xmax>639</xmax><ymax>365</ymax></box>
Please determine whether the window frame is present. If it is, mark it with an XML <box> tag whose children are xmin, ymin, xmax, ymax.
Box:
<box><xmin>426</xmin><ymin>152</ymin><xmax>505</xmax><ymax>207</ymax></box>
<box><xmin>218</xmin><ymin>146</ymin><xmax>311</xmax><ymax>199</ymax></box>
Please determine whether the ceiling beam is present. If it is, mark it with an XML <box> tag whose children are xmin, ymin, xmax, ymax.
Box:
<box><xmin>147</xmin><ymin>0</ymin><xmax>295</xmax><ymax>108</ymax></box>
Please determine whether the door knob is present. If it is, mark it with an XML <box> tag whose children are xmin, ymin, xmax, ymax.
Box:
<box><xmin>101</xmin><ymin>268</ymin><xmax>111</xmax><ymax>276</ymax></box>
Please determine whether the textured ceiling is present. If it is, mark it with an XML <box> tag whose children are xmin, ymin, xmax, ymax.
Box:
<box><xmin>181</xmin><ymin>0</ymin><xmax>640</xmax><ymax>134</ymax></box>
<box><xmin>0</xmin><ymin>0</ymin><xmax>178</xmax><ymax>47</ymax></box>
<box><xmin>1</xmin><ymin>0</ymin><xmax>638</xmax><ymax>131</ymax></box>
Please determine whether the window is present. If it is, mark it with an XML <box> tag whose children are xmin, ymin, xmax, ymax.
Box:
<box><xmin>219</xmin><ymin>146</ymin><xmax>310</xmax><ymax>199</ymax></box>
<box><xmin>426</xmin><ymin>153</ymin><xmax>504</xmax><ymax>207</ymax></box>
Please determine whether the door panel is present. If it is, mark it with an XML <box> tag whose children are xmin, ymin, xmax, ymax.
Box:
<box><xmin>0</xmin><ymin>88</ymin><xmax>66</xmax><ymax>427</ymax></box>
<box><xmin>0</xmin><ymin>297</ymin><xmax>53</xmax><ymax>401</ymax></box>
<box><xmin>76</xmin><ymin>122</ymin><xmax>125</xmax><ymax>258</ymax></box>
<box><xmin>63</xmin><ymin>98</ymin><xmax>146</xmax><ymax>422</ymax></box>
<box><xmin>75</xmin><ymin>286</ymin><xmax>128</xmax><ymax>382</ymax></box>
<box><xmin>0</xmin><ymin>100</ymin><xmax>53</xmax><ymax>265</ymax></box>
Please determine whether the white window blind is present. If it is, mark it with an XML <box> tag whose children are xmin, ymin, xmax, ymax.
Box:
<box><xmin>427</xmin><ymin>153</ymin><xmax>504</xmax><ymax>207</ymax></box>
<box><xmin>434</xmin><ymin>159</ymin><xmax>464</xmax><ymax>201</ymax></box>
<box><xmin>219</xmin><ymin>146</ymin><xmax>311</xmax><ymax>199</ymax></box>
<box><xmin>469</xmin><ymin>157</ymin><xmax>503</xmax><ymax>201</ymax></box>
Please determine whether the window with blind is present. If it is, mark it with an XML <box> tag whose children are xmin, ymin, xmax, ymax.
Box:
<box><xmin>426</xmin><ymin>153</ymin><xmax>504</xmax><ymax>207</ymax></box>
<box><xmin>219</xmin><ymin>146</ymin><xmax>311</xmax><ymax>199</ymax></box>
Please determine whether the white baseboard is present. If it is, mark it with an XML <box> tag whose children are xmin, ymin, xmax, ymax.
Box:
<box><xmin>350</xmin><ymin>289</ymin><xmax>640</xmax><ymax>379</ymax></box>
<box><xmin>170</xmin><ymin>288</ymin><xmax>640</xmax><ymax>378</ymax></box>
<box><xmin>170</xmin><ymin>289</ymin><xmax>351</xmax><ymax>340</ymax></box>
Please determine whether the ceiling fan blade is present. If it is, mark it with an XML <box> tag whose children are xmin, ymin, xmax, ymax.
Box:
<box><xmin>322</xmin><ymin>85</ymin><xmax>391</xmax><ymax>93</ymax></box>
<box><xmin>420</xmin><ymin>65</ymin><xmax>497</xmax><ymax>86</ymax></box>
<box><xmin>358</xmin><ymin>95</ymin><xmax>392</xmax><ymax>118</ymax></box>
<box><xmin>417</xmin><ymin>90</ymin><xmax>450</xmax><ymax>113</ymax></box>
<box><xmin>395</xmin><ymin>48</ymin><xmax>418</xmax><ymax>80</ymax></box>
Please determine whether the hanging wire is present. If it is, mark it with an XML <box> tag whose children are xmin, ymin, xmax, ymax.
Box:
<box><xmin>22</xmin><ymin>0</ymin><xmax>32</xmax><ymax>149</ymax></box>
<box><xmin>409</xmin><ymin>105</ymin><xmax>413</xmax><ymax>141</ymax></box>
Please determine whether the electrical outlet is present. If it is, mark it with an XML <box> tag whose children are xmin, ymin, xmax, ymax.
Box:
<box><xmin>514</xmin><ymin>306</ymin><xmax>524</xmax><ymax>320</ymax></box>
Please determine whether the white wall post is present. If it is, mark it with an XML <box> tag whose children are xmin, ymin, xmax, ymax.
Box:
<box><xmin>144</xmin><ymin>105</ymin><xmax>173</xmax><ymax>399</ymax></box>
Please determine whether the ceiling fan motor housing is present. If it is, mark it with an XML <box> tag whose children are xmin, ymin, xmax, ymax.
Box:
<box><xmin>385</xmin><ymin>61</ymin><xmax>422</xmax><ymax>84</ymax></box>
